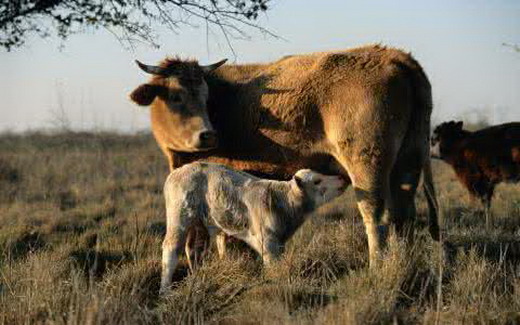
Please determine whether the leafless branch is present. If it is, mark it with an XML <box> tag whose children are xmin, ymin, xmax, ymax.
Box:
<box><xmin>0</xmin><ymin>0</ymin><xmax>274</xmax><ymax>51</ymax></box>
<box><xmin>502</xmin><ymin>42</ymin><xmax>520</xmax><ymax>53</ymax></box>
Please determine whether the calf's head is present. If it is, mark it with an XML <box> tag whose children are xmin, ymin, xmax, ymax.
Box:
<box><xmin>431</xmin><ymin>120</ymin><xmax>464</xmax><ymax>159</ymax></box>
<box><xmin>130</xmin><ymin>58</ymin><xmax>227</xmax><ymax>152</ymax></box>
<box><xmin>292</xmin><ymin>169</ymin><xmax>345</xmax><ymax>207</ymax></box>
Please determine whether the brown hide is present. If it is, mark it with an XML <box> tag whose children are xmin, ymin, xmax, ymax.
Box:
<box><xmin>166</xmin><ymin>47</ymin><xmax>426</xmax><ymax>177</ymax></box>
<box><xmin>432</xmin><ymin>121</ymin><xmax>520</xmax><ymax>207</ymax></box>
<box><xmin>131</xmin><ymin>45</ymin><xmax>439</xmax><ymax>265</ymax></box>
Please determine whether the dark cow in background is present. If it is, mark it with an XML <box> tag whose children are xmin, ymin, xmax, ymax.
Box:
<box><xmin>431</xmin><ymin>121</ymin><xmax>520</xmax><ymax>225</ymax></box>
<box><xmin>130</xmin><ymin>45</ymin><xmax>440</xmax><ymax>267</ymax></box>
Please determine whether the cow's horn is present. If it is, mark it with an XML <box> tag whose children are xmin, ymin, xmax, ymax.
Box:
<box><xmin>201</xmin><ymin>59</ymin><xmax>228</xmax><ymax>73</ymax></box>
<box><xmin>135</xmin><ymin>60</ymin><xmax>168</xmax><ymax>76</ymax></box>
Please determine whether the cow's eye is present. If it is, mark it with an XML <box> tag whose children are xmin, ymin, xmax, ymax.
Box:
<box><xmin>314</xmin><ymin>179</ymin><xmax>322</xmax><ymax>185</ymax></box>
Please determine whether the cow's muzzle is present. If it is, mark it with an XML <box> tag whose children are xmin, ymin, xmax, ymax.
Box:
<box><xmin>194</xmin><ymin>130</ymin><xmax>218</xmax><ymax>150</ymax></box>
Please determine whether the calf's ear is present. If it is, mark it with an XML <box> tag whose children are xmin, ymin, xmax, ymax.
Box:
<box><xmin>293</xmin><ymin>175</ymin><xmax>305</xmax><ymax>189</ymax></box>
<box><xmin>129</xmin><ymin>84</ymin><xmax>160</xmax><ymax>106</ymax></box>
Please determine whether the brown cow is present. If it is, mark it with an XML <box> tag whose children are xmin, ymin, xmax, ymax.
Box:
<box><xmin>431</xmin><ymin>121</ymin><xmax>520</xmax><ymax>225</ymax></box>
<box><xmin>130</xmin><ymin>45</ymin><xmax>440</xmax><ymax>267</ymax></box>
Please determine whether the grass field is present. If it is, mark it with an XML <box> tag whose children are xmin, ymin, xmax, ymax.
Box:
<box><xmin>0</xmin><ymin>132</ymin><xmax>519</xmax><ymax>324</ymax></box>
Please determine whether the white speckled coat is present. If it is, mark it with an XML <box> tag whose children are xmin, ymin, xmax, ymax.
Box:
<box><xmin>160</xmin><ymin>162</ymin><xmax>344</xmax><ymax>292</ymax></box>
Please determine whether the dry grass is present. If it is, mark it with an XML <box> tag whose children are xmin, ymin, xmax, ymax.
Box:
<box><xmin>0</xmin><ymin>132</ymin><xmax>519</xmax><ymax>324</ymax></box>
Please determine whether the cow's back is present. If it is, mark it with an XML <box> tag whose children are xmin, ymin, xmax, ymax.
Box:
<box><xmin>203</xmin><ymin>45</ymin><xmax>428</xmax><ymax>178</ymax></box>
<box><xmin>450</xmin><ymin>122</ymin><xmax>520</xmax><ymax>182</ymax></box>
<box><xmin>462</xmin><ymin>123</ymin><xmax>520</xmax><ymax>158</ymax></box>
<box><xmin>213</xmin><ymin>45</ymin><xmax>425</xmax><ymax>126</ymax></box>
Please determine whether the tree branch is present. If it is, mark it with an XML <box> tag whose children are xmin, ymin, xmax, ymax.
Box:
<box><xmin>0</xmin><ymin>0</ymin><xmax>273</xmax><ymax>51</ymax></box>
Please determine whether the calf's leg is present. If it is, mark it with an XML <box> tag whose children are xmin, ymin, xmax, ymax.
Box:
<box><xmin>260</xmin><ymin>237</ymin><xmax>284</xmax><ymax>265</ymax></box>
<box><xmin>215</xmin><ymin>232</ymin><xmax>227</xmax><ymax>259</ymax></box>
<box><xmin>161</xmin><ymin>228</ymin><xmax>187</xmax><ymax>293</ymax></box>
<box><xmin>184</xmin><ymin>219</ymin><xmax>210</xmax><ymax>272</ymax></box>
<box><xmin>241</xmin><ymin>232</ymin><xmax>282</xmax><ymax>265</ymax></box>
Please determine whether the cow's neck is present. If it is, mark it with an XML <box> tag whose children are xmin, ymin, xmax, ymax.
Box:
<box><xmin>166</xmin><ymin>69</ymin><xmax>303</xmax><ymax>178</ymax></box>
<box><xmin>206</xmin><ymin>68</ymin><xmax>266</xmax><ymax>142</ymax></box>
<box><xmin>168</xmin><ymin>66</ymin><xmax>339</xmax><ymax>179</ymax></box>
<box><xmin>441</xmin><ymin>131</ymin><xmax>471</xmax><ymax>165</ymax></box>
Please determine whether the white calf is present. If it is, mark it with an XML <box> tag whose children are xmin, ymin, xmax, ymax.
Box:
<box><xmin>160</xmin><ymin>162</ymin><xmax>344</xmax><ymax>292</ymax></box>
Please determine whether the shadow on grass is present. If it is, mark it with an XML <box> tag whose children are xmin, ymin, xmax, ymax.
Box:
<box><xmin>2</xmin><ymin>231</ymin><xmax>46</xmax><ymax>261</ymax></box>
<box><xmin>442</xmin><ymin>206</ymin><xmax>520</xmax><ymax>263</ymax></box>
<box><xmin>444</xmin><ymin>206</ymin><xmax>520</xmax><ymax>230</ymax></box>
<box><xmin>69</xmin><ymin>249</ymin><xmax>133</xmax><ymax>279</ymax></box>
<box><xmin>287</xmin><ymin>290</ymin><xmax>337</xmax><ymax>314</ymax></box>
<box><xmin>0</xmin><ymin>158</ymin><xmax>20</xmax><ymax>183</ymax></box>
<box><xmin>147</xmin><ymin>221</ymin><xmax>166</xmax><ymax>237</ymax></box>
<box><xmin>445</xmin><ymin>239</ymin><xmax>520</xmax><ymax>264</ymax></box>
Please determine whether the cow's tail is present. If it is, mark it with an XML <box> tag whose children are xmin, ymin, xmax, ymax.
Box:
<box><xmin>404</xmin><ymin>54</ymin><xmax>441</xmax><ymax>241</ymax></box>
<box><xmin>423</xmin><ymin>156</ymin><xmax>440</xmax><ymax>240</ymax></box>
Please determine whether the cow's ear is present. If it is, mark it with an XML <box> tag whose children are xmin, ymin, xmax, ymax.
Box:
<box><xmin>456</xmin><ymin>121</ymin><xmax>463</xmax><ymax>129</ymax></box>
<box><xmin>129</xmin><ymin>84</ymin><xmax>160</xmax><ymax>106</ymax></box>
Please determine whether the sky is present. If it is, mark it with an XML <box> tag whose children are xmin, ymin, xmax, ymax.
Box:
<box><xmin>1</xmin><ymin>0</ymin><xmax>519</xmax><ymax>133</ymax></box>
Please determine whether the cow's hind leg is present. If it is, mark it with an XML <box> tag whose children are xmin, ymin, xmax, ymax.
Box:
<box><xmin>338</xmin><ymin>157</ymin><xmax>391</xmax><ymax>268</ymax></box>
<box><xmin>481</xmin><ymin>184</ymin><xmax>495</xmax><ymax>229</ymax></box>
<box><xmin>354</xmin><ymin>185</ymin><xmax>388</xmax><ymax>267</ymax></box>
<box><xmin>384</xmin><ymin>153</ymin><xmax>422</xmax><ymax>239</ymax></box>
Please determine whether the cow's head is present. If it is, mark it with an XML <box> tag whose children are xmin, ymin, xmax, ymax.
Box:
<box><xmin>431</xmin><ymin>120</ymin><xmax>464</xmax><ymax>159</ymax></box>
<box><xmin>130</xmin><ymin>58</ymin><xmax>227</xmax><ymax>152</ymax></box>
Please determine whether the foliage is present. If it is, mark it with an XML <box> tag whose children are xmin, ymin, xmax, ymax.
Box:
<box><xmin>0</xmin><ymin>0</ymin><xmax>271</xmax><ymax>50</ymax></box>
